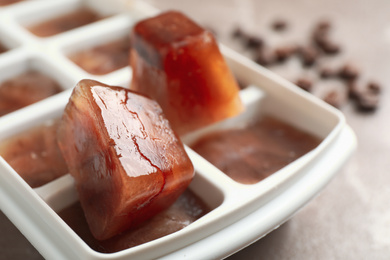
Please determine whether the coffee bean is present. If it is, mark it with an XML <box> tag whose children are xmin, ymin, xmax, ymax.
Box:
<box><xmin>298</xmin><ymin>45</ymin><xmax>318</xmax><ymax>67</ymax></box>
<box><xmin>246</xmin><ymin>35</ymin><xmax>264</xmax><ymax>50</ymax></box>
<box><xmin>316</xmin><ymin>20</ymin><xmax>332</xmax><ymax>32</ymax></box>
<box><xmin>347</xmin><ymin>81</ymin><xmax>362</xmax><ymax>100</ymax></box>
<box><xmin>339</xmin><ymin>64</ymin><xmax>360</xmax><ymax>80</ymax></box>
<box><xmin>312</xmin><ymin>35</ymin><xmax>341</xmax><ymax>55</ymax></box>
<box><xmin>274</xmin><ymin>45</ymin><xmax>297</xmax><ymax>62</ymax></box>
<box><xmin>311</xmin><ymin>20</ymin><xmax>341</xmax><ymax>55</ymax></box>
<box><xmin>272</xmin><ymin>19</ymin><xmax>288</xmax><ymax>31</ymax></box>
<box><xmin>295</xmin><ymin>77</ymin><xmax>313</xmax><ymax>92</ymax></box>
<box><xmin>356</xmin><ymin>93</ymin><xmax>379</xmax><ymax>112</ymax></box>
<box><xmin>255</xmin><ymin>49</ymin><xmax>275</xmax><ymax>66</ymax></box>
<box><xmin>321</xmin><ymin>40</ymin><xmax>341</xmax><ymax>55</ymax></box>
<box><xmin>323</xmin><ymin>90</ymin><xmax>343</xmax><ymax>108</ymax></box>
<box><xmin>319</xmin><ymin>67</ymin><xmax>338</xmax><ymax>79</ymax></box>
<box><xmin>367</xmin><ymin>81</ymin><xmax>381</xmax><ymax>94</ymax></box>
<box><xmin>312</xmin><ymin>25</ymin><xmax>329</xmax><ymax>47</ymax></box>
<box><xmin>230</xmin><ymin>18</ymin><xmax>380</xmax><ymax>115</ymax></box>
<box><xmin>232</xmin><ymin>27</ymin><xmax>245</xmax><ymax>38</ymax></box>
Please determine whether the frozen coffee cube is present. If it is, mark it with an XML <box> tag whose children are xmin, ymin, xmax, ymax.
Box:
<box><xmin>130</xmin><ymin>11</ymin><xmax>243</xmax><ymax>135</ymax></box>
<box><xmin>57</xmin><ymin>79</ymin><xmax>194</xmax><ymax>240</ymax></box>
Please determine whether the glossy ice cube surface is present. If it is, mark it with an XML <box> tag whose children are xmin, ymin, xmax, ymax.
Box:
<box><xmin>130</xmin><ymin>11</ymin><xmax>243</xmax><ymax>135</ymax></box>
<box><xmin>57</xmin><ymin>79</ymin><xmax>194</xmax><ymax>240</ymax></box>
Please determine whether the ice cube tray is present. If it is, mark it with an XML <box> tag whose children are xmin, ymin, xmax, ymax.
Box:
<box><xmin>0</xmin><ymin>0</ymin><xmax>356</xmax><ymax>259</ymax></box>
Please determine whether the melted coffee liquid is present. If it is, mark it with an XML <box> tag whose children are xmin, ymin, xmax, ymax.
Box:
<box><xmin>0</xmin><ymin>70</ymin><xmax>62</xmax><ymax>117</ymax></box>
<box><xmin>69</xmin><ymin>37</ymin><xmax>130</xmax><ymax>75</ymax></box>
<box><xmin>28</xmin><ymin>8</ymin><xmax>104</xmax><ymax>37</ymax></box>
<box><xmin>59</xmin><ymin>189</ymin><xmax>210</xmax><ymax>253</ymax></box>
<box><xmin>0</xmin><ymin>119</ymin><xmax>68</xmax><ymax>188</ymax></box>
<box><xmin>192</xmin><ymin>116</ymin><xmax>322</xmax><ymax>184</ymax></box>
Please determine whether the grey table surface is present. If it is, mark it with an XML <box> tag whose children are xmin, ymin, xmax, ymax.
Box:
<box><xmin>2</xmin><ymin>0</ymin><xmax>390</xmax><ymax>259</ymax></box>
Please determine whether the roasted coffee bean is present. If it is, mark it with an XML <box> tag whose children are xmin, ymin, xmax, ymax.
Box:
<box><xmin>231</xmin><ymin>28</ymin><xmax>265</xmax><ymax>51</ymax></box>
<box><xmin>356</xmin><ymin>93</ymin><xmax>379</xmax><ymax>112</ymax></box>
<box><xmin>295</xmin><ymin>77</ymin><xmax>313</xmax><ymax>92</ymax></box>
<box><xmin>312</xmin><ymin>26</ymin><xmax>328</xmax><ymax>46</ymax></box>
<box><xmin>323</xmin><ymin>90</ymin><xmax>343</xmax><ymax>108</ymax></box>
<box><xmin>321</xmin><ymin>40</ymin><xmax>341</xmax><ymax>55</ymax></box>
<box><xmin>316</xmin><ymin>20</ymin><xmax>331</xmax><ymax>32</ymax></box>
<box><xmin>232</xmin><ymin>18</ymin><xmax>380</xmax><ymax>115</ymax></box>
<box><xmin>232</xmin><ymin>27</ymin><xmax>245</xmax><ymax>38</ymax></box>
<box><xmin>274</xmin><ymin>45</ymin><xmax>297</xmax><ymax>62</ymax></box>
<box><xmin>339</xmin><ymin>64</ymin><xmax>360</xmax><ymax>80</ymax></box>
<box><xmin>367</xmin><ymin>81</ymin><xmax>381</xmax><ymax>94</ymax></box>
<box><xmin>255</xmin><ymin>49</ymin><xmax>275</xmax><ymax>66</ymax></box>
<box><xmin>313</xmin><ymin>36</ymin><xmax>341</xmax><ymax>55</ymax></box>
<box><xmin>347</xmin><ymin>81</ymin><xmax>362</xmax><ymax>100</ymax></box>
<box><xmin>298</xmin><ymin>45</ymin><xmax>318</xmax><ymax>67</ymax></box>
<box><xmin>272</xmin><ymin>19</ymin><xmax>288</xmax><ymax>31</ymax></box>
<box><xmin>319</xmin><ymin>67</ymin><xmax>338</xmax><ymax>79</ymax></box>
<box><xmin>312</xmin><ymin>32</ymin><xmax>327</xmax><ymax>46</ymax></box>
<box><xmin>311</xmin><ymin>20</ymin><xmax>341</xmax><ymax>55</ymax></box>
<box><xmin>313</xmin><ymin>20</ymin><xmax>331</xmax><ymax>40</ymax></box>
<box><xmin>245</xmin><ymin>35</ymin><xmax>264</xmax><ymax>50</ymax></box>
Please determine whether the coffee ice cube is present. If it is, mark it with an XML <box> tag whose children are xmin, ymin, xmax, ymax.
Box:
<box><xmin>130</xmin><ymin>11</ymin><xmax>243</xmax><ymax>135</ymax></box>
<box><xmin>57</xmin><ymin>79</ymin><xmax>194</xmax><ymax>240</ymax></box>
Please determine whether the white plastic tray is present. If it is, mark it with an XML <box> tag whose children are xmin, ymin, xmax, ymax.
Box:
<box><xmin>0</xmin><ymin>1</ymin><xmax>356</xmax><ymax>259</ymax></box>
